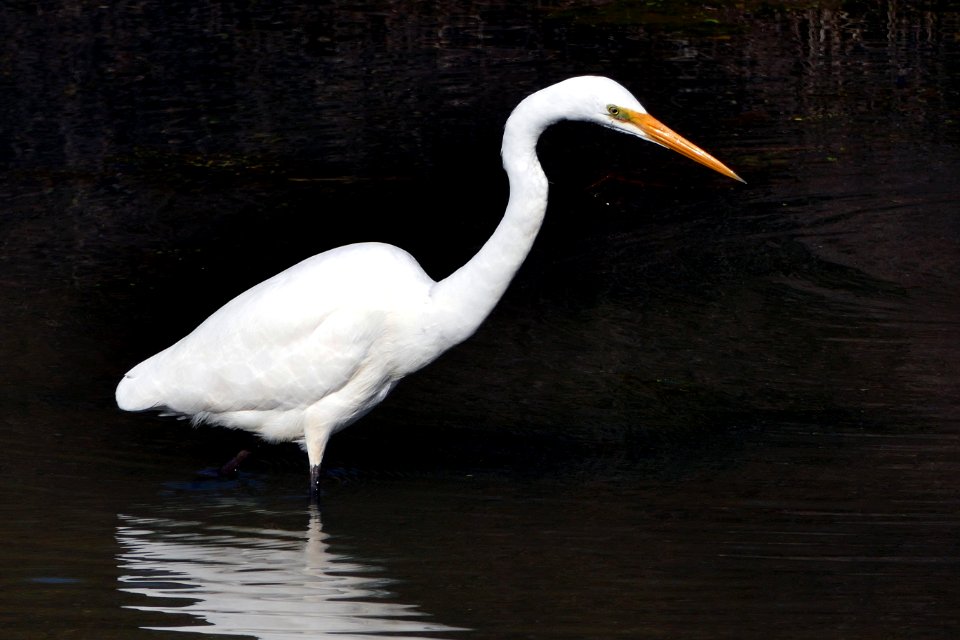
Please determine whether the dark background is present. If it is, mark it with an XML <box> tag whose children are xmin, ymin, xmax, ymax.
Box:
<box><xmin>1</xmin><ymin>2</ymin><xmax>958</xmax><ymax>638</ymax></box>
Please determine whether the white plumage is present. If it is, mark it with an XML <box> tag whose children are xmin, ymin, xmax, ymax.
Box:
<box><xmin>117</xmin><ymin>76</ymin><xmax>742</xmax><ymax>494</ymax></box>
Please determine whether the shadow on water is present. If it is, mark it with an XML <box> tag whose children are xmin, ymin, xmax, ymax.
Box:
<box><xmin>1</xmin><ymin>1</ymin><xmax>959</xmax><ymax>639</ymax></box>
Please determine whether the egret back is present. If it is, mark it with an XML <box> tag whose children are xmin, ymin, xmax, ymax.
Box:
<box><xmin>116</xmin><ymin>242</ymin><xmax>439</xmax><ymax>430</ymax></box>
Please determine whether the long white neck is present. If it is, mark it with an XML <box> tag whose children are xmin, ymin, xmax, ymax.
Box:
<box><xmin>429</xmin><ymin>87</ymin><xmax>564</xmax><ymax>348</ymax></box>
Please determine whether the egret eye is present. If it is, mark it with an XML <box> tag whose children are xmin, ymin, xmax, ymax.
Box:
<box><xmin>607</xmin><ymin>105</ymin><xmax>628</xmax><ymax>121</ymax></box>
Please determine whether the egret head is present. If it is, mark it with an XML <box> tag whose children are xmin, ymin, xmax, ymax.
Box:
<box><xmin>549</xmin><ymin>76</ymin><xmax>745</xmax><ymax>183</ymax></box>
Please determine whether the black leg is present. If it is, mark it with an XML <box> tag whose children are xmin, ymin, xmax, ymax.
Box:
<box><xmin>218</xmin><ymin>449</ymin><xmax>251</xmax><ymax>477</ymax></box>
<box><xmin>195</xmin><ymin>449</ymin><xmax>252</xmax><ymax>479</ymax></box>
<box><xmin>309</xmin><ymin>464</ymin><xmax>322</xmax><ymax>500</ymax></box>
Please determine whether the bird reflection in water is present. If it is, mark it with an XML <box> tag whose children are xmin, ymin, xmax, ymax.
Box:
<box><xmin>116</xmin><ymin>508</ymin><xmax>464</xmax><ymax>639</ymax></box>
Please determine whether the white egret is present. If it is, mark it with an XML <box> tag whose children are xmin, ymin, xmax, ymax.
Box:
<box><xmin>116</xmin><ymin>76</ymin><xmax>743</xmax><ymax>495</ymax></box>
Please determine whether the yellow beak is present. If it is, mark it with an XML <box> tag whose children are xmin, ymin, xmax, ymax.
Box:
<box><xmin>626</xmin><ymin>110</ymin><xmax>745</xmax><ymax>183</ymax></box>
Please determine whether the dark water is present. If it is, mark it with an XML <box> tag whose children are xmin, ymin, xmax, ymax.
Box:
<box><xmin>2</xmin><ymin>2</ymin><xmax>959</xmax><ymax>638</ymax></box>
